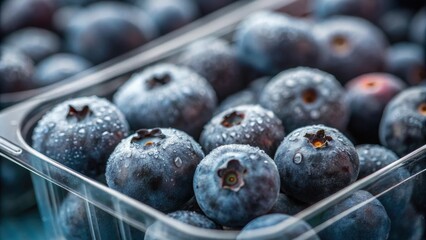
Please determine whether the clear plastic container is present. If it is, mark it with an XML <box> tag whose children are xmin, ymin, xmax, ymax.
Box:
<box><xmin>1</xmin><ymin>0</ymin><xmax>424</xmax><ymax>239</ymax></box>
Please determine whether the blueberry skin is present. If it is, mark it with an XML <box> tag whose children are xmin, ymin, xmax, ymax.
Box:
<box><xmin>215</xmin><ymin>90</ymin><xmax>257</xmax><ymax>114</ymax></box>
<box><xmin>32</xmin><ymin>96</ymin><xmax>129</xmax><ymax>177</ymax></box>
<box><xmin>58</xmin><ymin>193</ymin><xmax>119</xmax><ymax>240</ymax></box>
<box><xmin>409</xmin><ymin>8</ymin><xmax>426</xmax><ymax>45</ymax></box>
<box><xmin>33</xmin><ymin>53</ymin><xmax>92</xmax><ymax>87</ymax></box>
<box><xmin>378</xmin><ymin>9</ymin><xmax>413</xmax><ymax>44</ymax></box>
<box><xmin>319</xmin><ymin>190</ymin><xmax>390</xmax><ymax>240</ymax></box>
<box><xmin>313</xmin><ymin>0</ymin><xmax>388</xmax><ymax>24</ymax></box>
<box><xmin>386</xmin><ymin>43</ymin><xmax>425</xmax><ymax>86</ymax></box>
<box><xmin>106</xmin><ymin>128</ymin><xmax>204</xmax><ymax>213</ymax></box>
<box><xmin>193</xmin><ymin>144</ymin><xmax>280</xmax><ymax>227</ymax></box>
<box><xmin>193</xmin><ymin>0</ymin><xmax>236</xmax><ymax>15</ymax></box>
<box><xmin>268</xmin><ymin>193</ymin><xmax>308</xmax><ymax>216</ymax></box>
<box><xmin>379</xmin><ymin>86</ymin><xmax>426</xmax><ymax>157</ymax></box>
<box><xmin>141</xmin><ymin>0</ymin><xmax>199</xmax><ymax>35</ymax></box>
<box><xmin>0</xmin><ymin>0</ymin><xmax>56</xmax><ymax>34</ymax></box>
<box><xmin>3</xmin><ymin>28</ymin><xmax>60</xmax><ymax>63</ymax></box>
<box><xmin>144</xmin><ymin>210</ymin><xmax>218</xmax><ymax>240</ymax></box>
<box><xmin>65</xmin><ymin>2</ymin><xmax>157</xmax><ymax>64</ymax></box>
<box><xmin>0</xmin><ymin>47</ymin><xmax>35</xmax><ymax>93</ymax></box>
<box><xmin>275</xmin><ymin>125</ymin><xmax>359</xmax><ymax>204</ymax></box>
<box><xmin>346</xmin><ymin>73</ymin><xmax>406</xmax><ymax>144</ymax></box>
<box><xmin>314</xmin><ymin>16</ymin><xmax>388</xmax><ymax>84</ymax></box>
<box><xmin>200</xmin><ymin>105</ymin><xmax>285</xmax><ymax>157</ymax></box>
<box><xmin>260</xmin><ymin>67</ymin><xmax>349</xmax><ymax>133</ymax></box>
<box><xmin>113</xmin><ymin>64</ymin><xmax>217</xmax><ymax>137</ymax></box>
<box><xmin>178</xmin><ymin>38</ymin><xmax>243</xmax><ymax>100</ymax></box>
<box><xmin>234</xmin><ymin>11</ymin><xmax>320</xmax><ymax>75</ymax></box>
<box><xmin>356</xmin><ymin>144</ymin><xmax>413</xmax><ymax>221</ymax></box>
<box><xmin>238</xmin><ymin>213</ymin><xmax>319</xmax><ymax>240</ymax></box>
<box><xmin>389</xmin><ymin>204</ymin><xmax>425</xmax><ymax>240</ymax></box>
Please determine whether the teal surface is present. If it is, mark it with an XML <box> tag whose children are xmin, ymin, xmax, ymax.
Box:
<box><xmin>0</xmin><ymin>209</ymin><xmax>46</xmax><ymax>240</ymax></box>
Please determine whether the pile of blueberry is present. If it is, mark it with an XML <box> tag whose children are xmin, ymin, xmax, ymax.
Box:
<box><xmin>0</xmin><ymin>0</ymin><xmax>238</xmax><ymax>96</ymax></box>
<box><xmin>28</xmin><ymin>0</ymin><xmax>426</xmax><ymax>239</ymax></box>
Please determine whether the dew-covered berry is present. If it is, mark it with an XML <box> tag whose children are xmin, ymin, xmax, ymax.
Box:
<box><xmin>260</xmin><ymin>67</ymin><xmax>349</xmax><ymax>132</ymax></box>
<box><xmin>193</xmin><ymin>144</ymin><xmax>280</xmax><ymax>227</ymax></box>
<box><xmin>275</xmin><ymin>125</ymin><xmax>359</xmax><ymax>204</ymax></box>
<box><xmin>113</xmin><ymin>63</ymin><xmax>217</xmax><ymax>137</ymax></box>
<box><xmin>32</xmin><ymin>96</ymin><xmax>129</xmax><ymax>177</ymax></box>
<box><xmin>106</xmin><ymin>128</ymin><xmax>204</xmax><ymax>213</ymax></box>
<box><xmin>200</xmin><ymin>105</ymin><xmax>284</xmax><ymax>156</ymax></box>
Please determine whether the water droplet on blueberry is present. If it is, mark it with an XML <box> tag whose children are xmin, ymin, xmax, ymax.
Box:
<box><xmin>293</xmin><ymin>153</ymin><xmax>303</xmax><ymax>164</ymax></box>
<box><xmin>174</xmin><ymin>157</ymin><xmax>183</xmax><ymax>168</ymax></box>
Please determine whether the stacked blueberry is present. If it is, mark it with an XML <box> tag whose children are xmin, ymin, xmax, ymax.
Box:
<box><xmin>27</xmin><ymin>0</ymin><xmax>426</xmax><ymax>239</ymax></box>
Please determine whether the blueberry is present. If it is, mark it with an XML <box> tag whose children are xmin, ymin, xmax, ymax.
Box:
<box><xmin>65</xmin><ymin>2</ymin><xmax>157</xmax><ymax>64</ymax></box>
<box><xmin>386</xmin><ymin>43</ymin><xmax>426</xmax><ymax>86</ymax></box>
<box><xmin>140</xmin><ymin>0</ymin><xmax>199</xmax><ymax>35</ymax></box>
<box><xmin>238</xmin><ymin>213</ymin><xmax>319</xmax><ymax>240</ymax></box>
<box><xmin>106</xmin><ymin>128</ymin><xmax>204</xmax><ymax>213</ymax></box>
<box><xmin>379</xmin><ymin>86</ymin><xmax>426</xmax><ymax>156</ymax></box>
<box><xmin>356</xmin><ymin>144</ymin><xmax>399</xmax><ymax>179</ymax></box>
<box><xmin>144</xmin><ymin>210</ymin><xmax>218</xmax><ymax>240</ymax></box>
<box><xmin>53</xmin><ymin>6</ymin><xmax>81</xmax><ymax>34</ymax></box>
<box><xmin>378</xmin><ymin>9</ymin><xmax>413</xmax><ymax>44</ymax></box>
<box><xmin>318</xmin><ymin>190</ymin><xmax>390</xmax><ymax>240</ymax></box>
<box><xmin>113</xmin><ymin>63</ymin><xmax>217</xmax><ymax>137</ymax></box>
<box><xmin>0</xmin><ymin>47</ymin><xmax>35</xmax><ymax>93</ymax></box>
<box><xmin>215</xmin><ymin>90</ymin><xmax>257</xmax><ymax>114</ymax></box>
<box><xmin>313</xmin><ymin>0</ymin><xmax>389</xmax><ymax>24</ymax></box>
<box><xmin>234</xmin><ymin>11</ymin><xmax>320</xmax><ymax>75</ymax></box>
<box><xmin>193</xmin><ymin>0</ymin><xmax>236</xmax><ymax>15</ymax></box>
<box><xmin>356</xmin><ymin>144</ymin><xmax>413</xmax><ymax>221</ymax></box>
<box><xmin>0</xmin><ymin>0</ymin><xmax>56</xmax><ymax>34</ymax></box>
<box><xmin>346</xmin><ymin>73</ymin><xmax>406</xmax><ymax>143</ymax></box>
<box><xmin>32</xmin><ymin>96</ymin><xmax>129</xmax><ymax>177</ymax></box>
<box><xmin>193</xmin><ymin>144</ymin><xmax>280</xmax><ymax>227</ymax></box>
<box><xmin>275</xmin><ymin>125</ymin><xmax>359</xmax><ymax>204</ymax></box>
<box><xmin>389</xmin><ymin>204</ymin><xmax>425</xmax><ymax>240</ymax></box>
<box><xmin>268</xmin><ymin>193</ymin><xmax>308</xmax><ymax>216</ymax></box>
<box><xmin>178</xmin><ymin>38</ymin><xmax>243</xmax><ymax>100</ymax></box>
<box><xmin>260</xmin><ymin>67</ymin><xmax>349</xmax><ymax>132</ymax></box>
<box><xmin>33</xmin><ymin>53</ymin><xmax>92</xmax><ymax>87</ymax></box>
<box><xmin>409</xmin><ymin>8</ymin><xmax>426</xmax><ymax>45</ymax></box>
<box><xmin>3</xmin><ymin>28</ymin><xmax>60</xmax><ymax>63</ymax></box>
<box><xmin>58</xmin><ymin>193</ymin><xmax>119</xmax><ymax>240</ymax></box>
<box><xmin>200</xmin><ymin>105</ymin><xmax>284</xmax><ymax>156</ymax></box>
<box><xmin>314</xmin><ymin>16</ymin><xmax>388</xmax><ymax>84</ymax></box>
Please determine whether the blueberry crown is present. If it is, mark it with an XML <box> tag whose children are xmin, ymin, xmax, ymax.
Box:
<box><xmin>217</xmin><ymin>159</ymin><xmax>247</xmax><ymax>192</ymax></box>
<box><xmin>66</xmin><ymin>105</ymin><xmax>92</xmax><ymax>121</ymax></box>
<box><xmin>131</xmin><ymin>128</ymin><xmax>166</xmax><ymax>146</ymax></box>
<box><xmin>146</xmin><ymin>73</ymin><xmax>171</xmax><ymax>89</ymax></box>
<box><xmin>221</xmin><ymin>111</ymin><xmax>245</xmax><ymax>128</ymax></box>
<box><xmin>304</xmin><ymin>129</ymin><xmax>333</xmax><ymax>149</ymax></box>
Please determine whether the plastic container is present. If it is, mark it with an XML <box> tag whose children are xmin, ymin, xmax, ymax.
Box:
<box><xmin>0</xmin><ymin>0</ymin><xmax>250</xmax><ymax>217</ymax></box>
<box><xmin>2</xmin><ymin>0</ymin><xmax>424</xmax><ymax>239</ymax></box>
